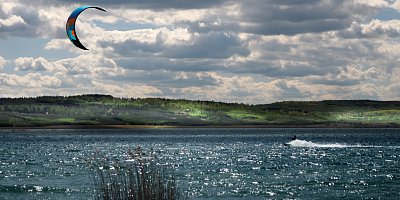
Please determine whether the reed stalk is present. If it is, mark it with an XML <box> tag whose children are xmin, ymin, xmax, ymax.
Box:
<box><xmin>88</xmin><ymin>146</ymin><xmax>181</xmax><ymax>200</ymax></box>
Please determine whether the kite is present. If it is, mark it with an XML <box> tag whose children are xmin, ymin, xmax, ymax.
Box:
<box><xmin>66</xmin><ymin>6</ymin><xmax>106</xmax><ymax>50</ymax></box>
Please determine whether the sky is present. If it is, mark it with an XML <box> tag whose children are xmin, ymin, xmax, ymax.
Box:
<box><xmin>1</xmin><ymin>0</ymin><xmax>400</xmax><ymax>104</ymax></box>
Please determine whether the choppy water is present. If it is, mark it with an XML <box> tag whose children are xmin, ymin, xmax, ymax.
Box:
<box><xmin>0</xmin><ymin>128</ymin><xmax>399</xmax><ymax>199</ymax></box>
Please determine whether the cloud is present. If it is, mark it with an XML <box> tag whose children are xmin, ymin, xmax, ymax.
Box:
<box><xmin>97</xmin><ymin>28</ymin><xmax>249</xmax><ymax>59</ymax></box>
<box><xmin>272</xmin><ymin>79</ymin><xmax>313</xmax><ymax>99</ymax></box>
<box><xmin>14</xmin><ymin>57</ymin><xmax>67</xmax><ymax>72</ymax></box>
<box><xmin>1</xmin><ymin>0</ymin><xmax>400</xmax><ymax>103</ymax></box>
<box><xmin>337</xmin><ymin>19</ymin><xmax>400</xmax><ymax>38</ymax></box>
<box><xmin>56</xmin><ymin>54</ymin><xmax>124</xmax><ymax>77</ymax></box>
<box><xmin>53</xmin><ymin>0</ymin><xmax>228</xmax><ymax>9</ymax></box>
<box><xmin>0</xmin><ymin>1</ymin><xmax>67</xmax><ymax>39</ymax></box>
<box><xmin>354</xmin><ymin>0</ymin><xmax>389</xmax><ymax>8</ymax></box>
<box><xmin>98</xmin><ymin>0</ymin><xmax>390</xmax><ymax>36</ymax></box>
<box><xmin>92</xmin><ymin>81</ymin><xmax>163</xmax><ymax>97</ymax></box>
<box><xmin>392</xmin><ymin>0</ymin><xmax>400</xmax><ymax>10</ymax></box>
<box><xmin>163</xmin><ymin>32</ymin><xmax>249</xmax><ymax>59</ymax></box>
<box><xmin>4</xmin><ymin>0</ymin><xmax>390</xmax><ymax>40</ymax></box>
<box><xmin>158</xmin><ymin>74</ymin><xmax>316</xmax><ymax>103</ymax></box>
<box><xmin>0</xmin><ymin>72</ymin><xmax>61</xmax><ymax>88</ymax></box>
<box><xmin>231</xmin><ymin>0</ymin><xmax>385</xmax><ymax>36</ymax></box>
<box><xmin>45</xmin><ymin>39</ymin><xmax>70</xmax><ymax>50</ymax></box>
<box><xmin>0</xmin><ymin>15</ymin><xmax>26</xmax><ymax>29</ymax></box>
<box><xmin>0</xmin><ymin>56</ymin><xmax>6</xmax><ymax>69</ymax></box>
<box><xmin>152</xmin><ymin>71</ymin><xmax>220</xmax><ymax>88</ymax></box>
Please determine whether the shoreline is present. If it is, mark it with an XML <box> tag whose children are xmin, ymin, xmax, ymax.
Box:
<box><xmin>1</xmin><ymin>123</ymin><xmax>399</xmax><ymax>129</ymax></box>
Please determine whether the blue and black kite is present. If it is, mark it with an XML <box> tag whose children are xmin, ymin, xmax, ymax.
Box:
<box><xmin>66</xmin><ymin>6</ymin><xmax>106</xmax><ymax>50</ymax></box>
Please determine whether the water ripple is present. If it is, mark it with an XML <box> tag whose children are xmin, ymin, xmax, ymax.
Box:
<box><xmin>0</xmin><ymin>128</ymin><xmax>400</xmax><ymax>199</ymax></box>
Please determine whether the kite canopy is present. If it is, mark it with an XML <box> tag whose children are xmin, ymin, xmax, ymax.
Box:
<box><xmin>66</xmin><ymin>6</ymin><xmax>106</xmax><ymax>50</ymax></box>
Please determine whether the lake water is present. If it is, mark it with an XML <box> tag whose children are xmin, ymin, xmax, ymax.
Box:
<box><xmin>0</xmin><ymin>128</ymin><xmax>399</xmax><ymax>199</ymax></box>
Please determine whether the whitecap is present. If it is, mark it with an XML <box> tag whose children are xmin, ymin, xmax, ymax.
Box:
<box><xmin>285</xmin><ymin>139</ymin><xmax>352</xmax><ymax>148</ymax></box>
<box><xmin>33</xmin><ymin>186</ymin><xmax>43</xmax><ymax>192</ymax></box>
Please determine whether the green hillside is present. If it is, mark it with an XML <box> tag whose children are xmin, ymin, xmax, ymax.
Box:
<box><xmin>1</xmin><ymin>94</ymin><xmax>400</xmax><ymax>127</ymax></box>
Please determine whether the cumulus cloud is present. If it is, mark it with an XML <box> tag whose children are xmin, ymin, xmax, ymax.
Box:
<box><xmin>310</xmin><ymin>65</ymin><xmax>381</xmax><ymax>86</ymax></box>
<box><xmin>52</xmin><ymin>0</ymin><xmax>228</xmax><ymax>9</ymax></box>
<box><xmin>233</xmin><ymin>0</ymin><xmax>384</xmax><ymax>35</ymax></box>
<box><xmin>5</xmin><ymin>0</ymin><xmax>391</xmax><ymax>39</ymax></box>
<box><xmin>92</xmin><ymin>81</ymin><xmax>163</xmax><ymax>97</ymax></box>
<box><xmin>14</xmin><ymin>57</ymin><xmax>67</xmax><ymax>72</ymax></box>
<box><xmin>392</xmin><ymin>0</ymin><xmax>400</xmax><ymax>10</ymax></box>
<box><xmin>1</xmin><ymin>0</ymin><xmax>400</xmax><ymax>103</ymax></box>
<box><xmin>89</xmin><ymin>0</ymin><xmax>391</xmax><ymax>36</ymax></box>
<box><xmin>45</xmin><ymin>39</ymin><xmax>70</xmax><ymax>50</ymax></box>
<box><xmin>337</xmin><ymin>19</ymin><xmax>400</xmax><ymax>38</ymax></box>
<box><xmin>101</xmin><ymin>29</ymin><xmax>249</xmax><ymax>59</ymax></box>
<box><xmin>0</xmin><ymin>72</ymin><xmax>61</xmax><ymax>88</ymax></box>
<box><xmin>0</xmin><ymin>56</ymin><xmax>6</xmax><ymax>69</ymax></box>
<box><xmin>159</xmin><ymin>74</ymin><xmax>315</xmax><ymax>103</ymax></box>
<box><xmin>353</xmin><ymin>0</ymin><xmax>388</xmax><ymax>7</ymax></box>
<box><xmin>56</xmin><ymin>54</ymin><xmax>124</xmax><ymax>77</ymax></box>
<box><xmin>0</xmin><ymin>15</ymin><xmax>26</xmax><ymax>29</ymax></box>
<box><xmin>0</xmin><ymin>0</ymin><xmax>67</xmax><ymax>38</ymax></box>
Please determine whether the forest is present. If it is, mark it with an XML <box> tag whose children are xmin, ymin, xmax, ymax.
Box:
<box><xmin>1</xmin><ymin>94</ymin><xmax>400</xmax><ymax>127</ymax></box>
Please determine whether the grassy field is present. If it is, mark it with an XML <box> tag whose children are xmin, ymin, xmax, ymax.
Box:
<box><xmin>1</xmin><ymin>95</ymin><xmax>400</xmax><ymax>127</ymax></box>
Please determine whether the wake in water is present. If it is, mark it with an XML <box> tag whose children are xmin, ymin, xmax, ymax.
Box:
<box><xmin>285</xmin><ymin>139</ymin><xmax>380</xmax><ymax>148</ymax></box>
